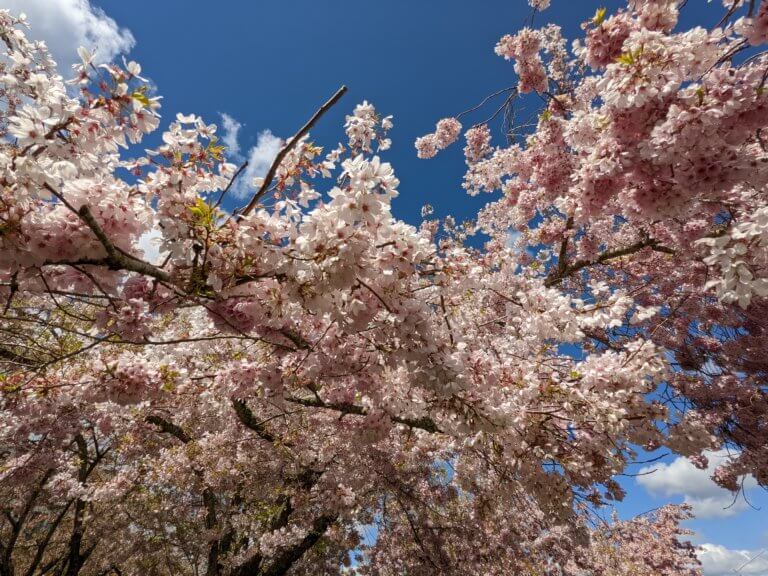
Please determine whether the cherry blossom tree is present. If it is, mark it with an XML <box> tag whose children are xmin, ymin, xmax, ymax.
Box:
<box><xmin>1</xmin><ymin>0</ymin><xmax>765</xmax><ymax>573</ymax></box>
<box><xmin>418</xmin><ymin>0</ymin><xmax>768</xmax><ymax>493</ymax></box>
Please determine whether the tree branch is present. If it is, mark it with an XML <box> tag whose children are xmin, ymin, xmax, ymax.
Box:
<box><xmin>544</xmin><ymin>238</ymin><xmax>675</xmax><ymax>287</ymax></box>
<box><xmin>76</xmin><ymin>204</ymin><xmax>171</xmax><ymax>282</ymax></box>
<box><xmin>231</xmin><ymin>399</ymin><xmax>278</xmax><ymax>443</ymax></box>
<box><xmin>1</xmin><ymin>469</ymin><xmax>53</xmax><ymax>570</ymax></box>
<box><xmin>286</xmin><ymin>396</ymin><xmax>441</xmax><ymax>434</ymax></box>
<box><xmin>145</xmin><ymin>416</ymin><xmax>223</xmax><ymax>575</ymax></box>
<box><xmin>257</xmin><ymin>514</ymin><xmax>338</xmax><ymax>576</ymax></box>
<box><xmin>238</xmin><ymin>86</ymin><xmax>347</xmax><ymax>218</ymax></box>
<box><xmin>64</xmin><ymin>435</ymin><xmax>89</xmax><ymax>576</ymax></box>
<box><xmin>23</xmin><ymin>500</ymin><xmax>74</xmax><ymax>576</ymax></box>
<box><xmin>214</xmin><ymin>160</ymin><xmax>249</xmax><ymax>209</ymax></box>
<box><xmin>145</xmin><ymin>414</ymin><xmax>192</xmax><ymax>444</ymax></box>
<box><xmin>42</xmin><ymin>183</ymin><xmax>171</xmax><ymax>283</ymax></box>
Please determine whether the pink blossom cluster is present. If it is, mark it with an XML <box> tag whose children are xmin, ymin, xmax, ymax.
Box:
<box><xmin>344</xmin><ymin>100</ymin><xmax>393</xmax><ymax>153</ymax></box>
<box><xmin>418</xmin><ymin>0</ymin><xmax>768</xmax><ymax>496</ymax></box>
<box><xmin>495</xmin><ymin>28</ymin><xmax>548</xmax><ymax>93</ymax></box>
<box><xmin>583</xmin><ymin>11</ymin><xmax>633</xmax><ymax>69</ymax></box>
<box><xmin>737</xmin><ymin>2</ymin><xmax>768</xmax><ymax>45</ymax></box>
<box><xmin>463</xmin><ymin>124</ymin><xmax>492</xmax><ymax>165</ymax></box>
<box><xmin>414</xmin><ymin>117</ymin><xmax>462</xmax><ymax>159</ymax></box>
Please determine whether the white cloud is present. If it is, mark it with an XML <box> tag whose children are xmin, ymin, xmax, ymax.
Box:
<box><xmin>209</xmin><ymin>114</ymin><xmax>283</xmax><ymax>201</ymax></box>
<box><xmin>506</xmin><ymin>228</ymin><xmax>522</xmax><ymax>251</ymax></box>
<box><xmin>137</xmin><ymin>227</ymin><xmax>166</xmax><ymax>265</ymax></box>
<box><xmin>5</xmin><ymin>0</ymin><xmax>134</xmax><ymax>75</ymax></box>
<box><xmin>638</xmin><ymin>450</ymin><xmax>758</xmax><ymax>519</ymax></box>
<box><xmin>232</xmin><ymin>130</ymin><xmax>283</xmax><ymax>199</ymax></box>
<box><xmin>219</xmin><ymin>113</ymin><xmax>242</xmax><ymax>159</ymax></box>
<box><xmin>698</xmin><ymin>544</ymin><xmax>768</xmax><ymax>576</ymax></box>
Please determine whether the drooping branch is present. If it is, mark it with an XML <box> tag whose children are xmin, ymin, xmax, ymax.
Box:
<box><xmin>76</xmin><ymin>204</ymin><xmax>171</xmax><ymax>282</ymax></box>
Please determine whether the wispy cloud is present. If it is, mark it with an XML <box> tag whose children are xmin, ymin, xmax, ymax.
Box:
<box><xmin>506</xmin><ymin>228</ymin><xmax>522</xmax><ymax>252</ymax></box>
<box><xmin>214</xmin><ymin>112</ymin><xmax>283</xmax><ymax>200</ymax></box>
<box><xmin>219</xmin><ymin>113</ymin><xmax>243</xmax><ymax>159</ymax></box>
<box><xmin>638</xmin><ymin>450</ymin><xmax>757</xmax><ymax>519</ymax></box>
<box><xmin>5</xmin><ymin>0</ymin><xmax>134</xmax><ymax>75</ymax></box>
<box><xmin>233</xmin><ymin>130</ymin><xmax>283</xmax><ymax>199</ymax></box>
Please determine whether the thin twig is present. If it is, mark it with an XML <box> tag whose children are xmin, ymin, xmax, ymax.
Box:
<box><xmin>214</xmin><ymin>160</ymin><xmax>248</xmax><ymax>209</ymax></box>
<box><xmin>456</xmin><ymin>87</ymin><xmax>517</xmax><ymax>120</ymax></box>
<box><xmin>357</xmin><ymin>277</ymin><xmax>394</xmax><ymax>313</ymax></box>
<box><xmin>286</xmin><ymin>395</ymin><xmax>441</xmax><ymax>433</ymax></box>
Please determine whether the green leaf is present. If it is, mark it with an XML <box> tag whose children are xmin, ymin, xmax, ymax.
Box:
<box><xmin>131</xmin><ymin>91</ymin><xmax>150</xmax><ymax>107</ymax></box>
<box><xmin>207</xmin><ymin>137</ymin><xmax>226</xmax><ymax>160</ymax></box>
<box><xmin>616</xmin><ymin>48</ymin><xmax>642</xmax><ymax>66</ymax></box>
<box><xmin>187</xmin><ymin>197</ymin><xmax>216</xmax><ymax>230</ymax></box>
<box><xmin>593</xmin><ymin>7</ymin><xmax>607</xmax><ymax>26</ymax></box>
<box><xmin>696</xmin><ymin>86</ymin><xmax>706</xmax><ymax>105</ymax></box>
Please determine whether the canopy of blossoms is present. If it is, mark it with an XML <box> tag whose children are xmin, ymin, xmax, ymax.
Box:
<box><xmin>1</xmin><ymin>0</ymin><xmax>766</xmax><ymax>574</ymax></box>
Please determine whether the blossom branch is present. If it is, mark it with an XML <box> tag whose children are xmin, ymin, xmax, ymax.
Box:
<box><xmin>544</xmin><ymin>238</ymin><xmax>675</xmax><ymax>287</ymax></box>
<box><xmin>286</xmin><ymin>395</ymin><xmax>441</xmax><ymax>434</ymax></box>
<box><xmin>257</xmin><ymin>513</ymin><xmax>338</xmax><ymax>576</ymax></box>
<box><xmin>213</xmin><ymin>160</ymin><xmax>248</xmax><ymax>209</ymax></box>
<box><xmin>231</xmin><ymin>399</ymin><xmax>279</xmax><ymax>443</ymax></box>
<box><xmin>145</xmin><ymin>415</ymin><xmax>223</xmax><ymax>574</ymax></box>
<box><xmin>145</xmin><ymin>414</ymin><xmax>192</xmax><ymax>443</ymax></box>
<box><xmin>238</xmin><ymin>85</ymin><xmax>348</xmax><ymax>218</ymax></box>
<box><xmin>41</xmin><ymin>181</ymin><xmax>171</xmax><ymax>283</ymax></box>
<box><xmin>76</xmin><ymin>204</ymin><xmax>171</xmax><ymax>282</ymax></box>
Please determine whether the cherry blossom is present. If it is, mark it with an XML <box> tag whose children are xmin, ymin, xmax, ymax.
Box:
<box><xmin>416</xmin><ymin>0</ymin><xmax>768</xmax><ymax>497</ymax></box>
<box><xmin>4</xmin><ymin>2</ymin><xmax>768</xmax><ymax>574</ymax></box>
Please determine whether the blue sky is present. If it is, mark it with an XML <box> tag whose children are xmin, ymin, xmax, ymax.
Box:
<box><xmin>9</xmin><ymin>0</ymin><xmax>767</xmax><ymax>573</ymax></box>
